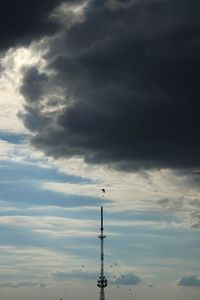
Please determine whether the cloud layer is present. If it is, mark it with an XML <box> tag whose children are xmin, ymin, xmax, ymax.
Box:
<box><xmin>19</xmin><ymin>0</ymin><xmax>200</xmax><ymax>170</ymax></box>
<box><xmin>0</xmin><ymin>0</ymin><xmax>89</xmax><ymax>51</ymax></box>
<box><xmin>115</xmin><ymin>273</ymin><xmax>141</xmax><ymax>285</ymax></box>
<box><xmin>178</xmin><ymin>275</ymin><xmax>200</xmax><ymax>287</ymax></box>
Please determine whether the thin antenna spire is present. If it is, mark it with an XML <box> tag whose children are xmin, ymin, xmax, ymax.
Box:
<box><xmin>97</xmin><ymin>206</ymin><xmax>107</xmax><ymax>300</ymax></box>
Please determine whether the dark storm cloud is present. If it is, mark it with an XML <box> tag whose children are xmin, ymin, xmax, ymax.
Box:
<box><xmin>20</xmin><ymin>0</ymin><xmax>200</xmax><ymax>170</ymax></box>
<box><xmin>0</xmin><ymin>0</ymin><xmax>84</xmax><ymax>50</ymax></box>
<box><xmin>21</xmin><ymin>67</ymin><xmax>49</xmax><ymax>102</ymax></box>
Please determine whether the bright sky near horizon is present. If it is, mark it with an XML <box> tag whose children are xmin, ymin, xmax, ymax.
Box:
<box><xmin>0</xmin><ymin>1</ymin><xmax>200</xmax><ymax>300</ymax></box>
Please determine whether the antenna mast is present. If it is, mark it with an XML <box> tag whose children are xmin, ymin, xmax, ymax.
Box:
<box><xmin>97</xmin><ymin>206</ymin><xmax>107</xmax><ymax>300</ymax></box>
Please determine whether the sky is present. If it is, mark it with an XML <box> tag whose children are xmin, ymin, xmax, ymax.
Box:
<box><xmin>0</xmin><ymin>0</ymin><xmax>200</xmax><ymax>299</ymax></box>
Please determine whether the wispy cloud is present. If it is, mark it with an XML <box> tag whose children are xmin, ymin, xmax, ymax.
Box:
<box><xmin>0</xmin><ymin>281</ymin><xmax>40</xmax><ymax>288</ymax></box>
<box><xmin>0</xmin><ymin>215</ymin><xmax>98</xmax><ymax>237</ymax></box>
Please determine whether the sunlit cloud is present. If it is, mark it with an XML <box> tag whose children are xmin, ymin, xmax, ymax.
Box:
<box><xmin>0</xmin><ymin>46</ymin><xmax>45</xmax><ymax>134</ymax></box>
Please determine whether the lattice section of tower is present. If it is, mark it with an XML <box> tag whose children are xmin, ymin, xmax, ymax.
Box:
<box><xmin>97</xmin><ymin>206</ymin><xmax>107</xmax><ymax>300</ymax></box>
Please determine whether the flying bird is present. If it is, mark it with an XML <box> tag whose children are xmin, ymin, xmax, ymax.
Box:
<box><xmin>102</xmin><ymin>188</ymin><xmax>105</xmax><ymax>193</ymax></box>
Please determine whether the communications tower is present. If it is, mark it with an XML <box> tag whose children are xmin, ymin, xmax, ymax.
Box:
<box><xmin>97</xmin><ymin>206</ymin><xmax>107</xmax><ymax>300</ymax></box>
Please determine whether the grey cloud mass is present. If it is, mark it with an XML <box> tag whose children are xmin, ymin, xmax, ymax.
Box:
<box><xmin>20</xmin><ymin>0</ymin><xmax>200</xmax><ymax>170</ymax></box>
<box><xmin>178</xmin><ymin>275</ymin><xmax>200</xmax><ymax>287</ymax></box>
<box><xmin>0</xmin><ymin>0</ymin><xmax>85</xmax><ymax>51</ymax></box>
<box><xmin>115</xmin><ymin>273</ymin><xmax>141</xmax><ymax>285</ymax></box>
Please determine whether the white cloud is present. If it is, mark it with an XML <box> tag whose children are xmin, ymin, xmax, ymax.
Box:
<box><xmin>39</xmin><ymin>159</ymin><xmax>200</xmax><ymax>228</ymax></box>
<box><xmin>0</xmin><ymin>139</ymin><xmax>51</xmax><ymax>170</ymax></box>
<box><xmin>0</xmin><ymin>44</ymin><xmax>45</xmax><ymax>134</ymax></box>
<box><xmin>0</xmin><ymin>140</ymin><xmax>18</xmax><ymax>159</ymax></box>
<box><xmin>1</xmin><ymin>136</ymin><xmax>200</xmax><ymax>230</ymax></box>
<box><xmin>52</xmin><ymin>1</ymin><xmax>89</xmax><ymax>28</ymax></box>
<box><xmin>0</xmin><ymin>245</ymin><xmax>92</xmax><ymax>287</ymax></box>
<box><xmin>0</xmin><ymin>215</ymin><xmax>97</xmax><ymax>235</ymax></box>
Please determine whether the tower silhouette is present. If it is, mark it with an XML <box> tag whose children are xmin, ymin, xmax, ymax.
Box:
<box><xmin>97</xmin><ymin>206</ymin><xmax>107</xmax><ymax>300</ymax></box>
